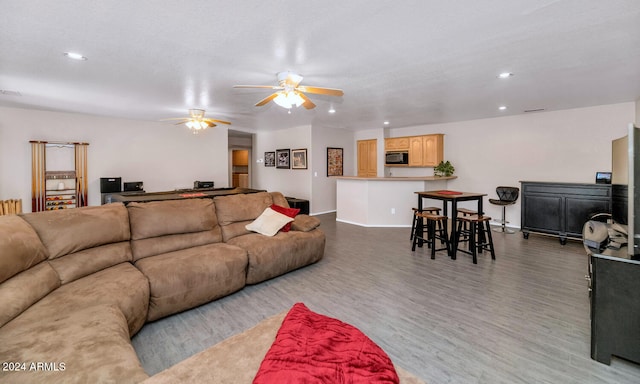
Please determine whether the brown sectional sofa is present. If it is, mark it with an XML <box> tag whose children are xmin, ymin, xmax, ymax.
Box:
<box><xmin>0</xmin><ymin>191</ymin><xmax>325</xmax><ymax>383</ymax></box>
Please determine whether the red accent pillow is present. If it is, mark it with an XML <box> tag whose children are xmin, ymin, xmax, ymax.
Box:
<box><xmin>270</xmin><ymin>204</ymin><xmax>300</xmax><ymax>232</ymax></box>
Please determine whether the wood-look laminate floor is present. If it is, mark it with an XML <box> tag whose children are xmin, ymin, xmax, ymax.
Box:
<box><xmin>131</xmin><ymin>213</ymin><xmax>640</xmax><ymax>383</ymax></box>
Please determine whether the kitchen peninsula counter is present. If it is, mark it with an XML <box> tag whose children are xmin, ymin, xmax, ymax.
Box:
<box><xmin>335</xmin><ymin>176</ymin><xmax>456</xmax><ymax>227</ymax></box>
<box><xmin>336</xmin><ymin>176</ymin><xmax>456</xmax><ymax>181</ymax></box>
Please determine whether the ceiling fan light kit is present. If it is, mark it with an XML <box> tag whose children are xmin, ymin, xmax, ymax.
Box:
<box><xmin>273</xmin><ymin>91</ymin><xmax>305</xmax><ymax>109</ymax></box>
<box><xmin>161</xmin><ymin>108</ymin><xmax>231</xmax><ymax>134</ymax></box>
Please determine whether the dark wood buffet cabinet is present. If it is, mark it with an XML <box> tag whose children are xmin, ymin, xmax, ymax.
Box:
<box><xmin>520</xmin><ymin>182</ymin><xmax>612</xmax><ymax>244</ymax></box>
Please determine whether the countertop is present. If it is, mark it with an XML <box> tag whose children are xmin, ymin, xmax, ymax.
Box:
<box><xmin>334</xmin><ymin>176</ymin><xmax>457</xmax><ymax>181</ymax></box>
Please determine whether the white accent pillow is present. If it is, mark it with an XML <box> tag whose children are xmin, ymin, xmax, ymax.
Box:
<box><xmin>245</xmin><ymin>207</ymin><xmax>295</xmax><ymax>237</ymax></box>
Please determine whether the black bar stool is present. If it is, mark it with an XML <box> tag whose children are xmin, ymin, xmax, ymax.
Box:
<box><xmin>489</xmin><ymin>186</ymin><xmax>519</xmax><ymax>233</ymax></box>
<box><xmin>410</xmin><ymin>206</ymin><xmax>442</xmax><ymax>241</ymax></box>
<box><xmin>455</xmin><ymin>214</ymin><xmax>495</xmax><ymax>264</ymax></box>
<box><xmin>412</xmin><ymin>212</ymin><xmax>450</xmax><ymax>259</ymax></box>
<box><xmin>456</xmin><ymin>207</ymin><xmax>477</xmax><ymax>244</ymax></box>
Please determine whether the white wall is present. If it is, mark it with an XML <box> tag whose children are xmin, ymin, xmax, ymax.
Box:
<box><xmin>0</xmin><ymin>106</ymin><xmax>229</xmax><ymax>211</ymax></box>
<box><xmin>253</xmin><ymin>125</ymin><xmax>312</xmax><ymax>200</ymax></box>
<box><xmin>310</xmin><ymin>125</ymin><xmax>354</xmax><ymax>214</ymax></box>
<box><xmin>2</xmin><ymin>102</ymin><xmax>636</xmax><ymax>221</ymax></box>
<box><xmin>384</xmin><ymin>102</ymin><xmax>636</xmax><ymax>227</ymax></box>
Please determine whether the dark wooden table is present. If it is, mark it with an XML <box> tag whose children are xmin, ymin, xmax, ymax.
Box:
<box><xmin>415</xmin><ymin>190</ymin><xmax>487</xmax><ymax>258</ymax></box>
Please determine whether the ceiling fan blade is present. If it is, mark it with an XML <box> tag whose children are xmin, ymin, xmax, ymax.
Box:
<box><xmin>234</xmin><ymin>85</ymin><xmax>284</xmax><ymax>90</ymax></box>
<box><xmin>297</xmin><ymin>86</ymin><xmax>344</xmax><ymax>97</ymax></box>
<box><xmin>173</xmin><ymin>120</ymin><xmax>189</xmax><ymax>125</ymax></box>
<box><xmin>204</xmin><ymin>118</ymin><xmax>231</xmax><ymax>125</ymax></box>
<box><xmin>255</xmin><ymin>93</ymin><xmax>278</xmax><ymax>107</ymax></box>
<box><xmin>298</xmin><ymin>92</ymin><xmax>316</xmax><ymax>110</ymax></box>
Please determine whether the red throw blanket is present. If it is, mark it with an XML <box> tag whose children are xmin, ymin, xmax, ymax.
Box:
<box><xmin>253</xmin><ymin>303</ymin><xmax>399</xmax><ymax>384</ymax></box>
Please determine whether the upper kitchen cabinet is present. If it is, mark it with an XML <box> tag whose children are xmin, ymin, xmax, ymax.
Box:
<box><xmin>385</xmin><ymin>134</ymin><xmax>443</xmax><ymax>167</ymax></box>
<box><xmin>420</xmin><ymin>134</ymin><xmax>444</xmax><ymax>167</ymax></box>
<box><xmin>232</xmin><ymin>150</ymin><xmax>249</xmax><ymax>166</ymax></box>
<box><xmin>384</xmin><ymin>137</ymin><xmax>410</xmax><ymax>151</ymax></box>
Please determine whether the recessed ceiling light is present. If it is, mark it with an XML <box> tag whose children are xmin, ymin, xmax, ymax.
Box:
<box><xmin>383</xmin><ymin>121</ymin><xmax>390</xmax><ymax>125</ymax></box>
<box><xmin>498</xmin><ymin>72</ymin><xmax>513</xmax><ymax>79</ymax></box>
<box><xmin>328</xmin><ymin>108</ymin><xmax>336</xmax><ymax>114</ymax></box>
<box><xmin>64</xmin><ymin>52</ymin><xmax>87</xmax><ymax>61</ymax></box>
<box><xmin>499</xmin><ymin>106</ymin><xmax>507</xmax><ymax>110</ymax></box>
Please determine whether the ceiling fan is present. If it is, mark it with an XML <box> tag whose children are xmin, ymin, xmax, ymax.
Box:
<box><xmin>234</xmin><ymin>71</ymin><xmax>344</xmax><ymax>110</ymax></box>
<box><xmin>161</xmin><ymin>109</ymin><xmax>231</xmax><ymax>134</ymax></box>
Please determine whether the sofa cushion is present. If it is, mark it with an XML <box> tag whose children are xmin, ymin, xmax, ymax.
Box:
<box><xmin>21</xmin><ymin>203</ymin><xmax>131</xmax><ymax>259</ymax></box>
<box><xmin>227</xmin><ymin>229</ymin><xmax>325</xmax><ymax>284</ymax></box>
<box><xmin>11</xmin><ymin>262</ymin><xmax>150</xmax><ymax>336</ymax></box>
<box><xmin>245</xmin><ymin>207</ymin><xmax>295</xmax><ymax>237</ymax></box>
<box><xmin>269</xmin><ymin>191</ymin><xmax>290</xmax><ymax>208</ymax></box>
<box><xmin>0</xmin><ymin>261</ymin><xmax>60</xmax><ymax>328</ymax></box>
<box><xmin>290</xmin><ymin>214</ymin><xmax>321</xmax><ymax>232</ymax></box>
<box><xmin>128</xmin><ymin>199</ymin><xmax>219</xmax><ymax>240</ymax></box>
<box><xmin>0</xmin><ymin>304</ymin><xmax>148</xmax><ymax>384</ymax></box>
<box><xmin>0</xmin><ymin>215</ymin><xmax>49</xmax><ymax>284</ymax></box>
<box><xmin>48</xmin><ymin>241</ymin><xmax>132</xmax><ymax>285</ymax></box>
<box><xmin>134</xmin><ymin>243</ymin><xmax>248</xmax><ymax>322</ymax></box>
<box><xmin>128</xmin><ymin>199</ymin><xmax>223</xmax><ymax>262</ymax></box>
<box><xmin>215</xmin><ymin>192</ymin><xmax>275</xmax><ymax>241</ymax></box>
<box><xmin>215</xmin><ymin>192</ymin><xmax>275</xmax><ymax>224</ymax></box>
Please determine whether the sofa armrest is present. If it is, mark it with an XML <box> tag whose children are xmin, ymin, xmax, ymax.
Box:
<box><xmin>290</xmin><ymin>215</ymin><xmax>321</xmax><ymax>232</ymax></box>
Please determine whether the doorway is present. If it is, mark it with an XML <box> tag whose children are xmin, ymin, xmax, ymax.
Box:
<box><xmin>231</xmin><ymin>149</ymin><xmax>249</xmax><ymax>187</ymax></box>
<box><xmin>228</xmin><ymin>130</ymin><xmax>253</xmax><ymax>188</ymax></box>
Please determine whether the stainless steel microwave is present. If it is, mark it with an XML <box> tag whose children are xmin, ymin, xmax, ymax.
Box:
<box><xmin>385</xmin><ymin>151</ymin><xmax>409</xmax><ymax>165</ymax></box>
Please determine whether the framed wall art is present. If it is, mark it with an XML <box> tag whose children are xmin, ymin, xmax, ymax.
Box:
<box><xmin>264</xmin><ymin>151</ymin><xmax>275</xmax><ymax>167</ymax></box>
<box><xmin>291</xmin><ymin>148</ymin><xmax>308</xmax><ymax>169</ymax></box>
<box><xmin>327</xmin><ymin>147</ymin><xmax>343</xmax><ymax>176</ymax></box>
<box><xmin>276</xmin><ymin>149</ymin><xmax>290</xmax><ymax>169</ymax></box>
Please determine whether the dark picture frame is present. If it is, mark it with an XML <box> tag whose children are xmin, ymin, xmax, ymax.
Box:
<box><xmin>264</xmin><ymin>151</ymin><xmax>275</xmax><ymax>167</ymax></box>
<box><xmin>291</xmin><ymin>148</ymin><xmax>308</xmax><ymax>169</ymax></box>
<box><xmin>276</xmin><ymin>149</ymin><xmax>290</xmax><ymax>169</ymax></box>
<box><xmin>327</xmin><ymin>147</ymin><xmax>343</xmax><ymax>176</ymax></box>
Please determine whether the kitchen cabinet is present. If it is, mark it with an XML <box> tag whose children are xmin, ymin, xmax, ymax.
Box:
<box><xmin>520</xmin><ymin>181</ymin><xmax>611</xmax><ymax>244</ymax></box>
<box><xmin>409</xmin><ymin>134</ymin><xmax>443</xmax><ymax>167</ymax></box>
<box><xmin>421</xmin><ymin>134</ymin><xmax>444</xmax><ymax>166</ymax></box>
<box><xmin>232</xmin><ymin>150</ymin><xmax>249</xmax><ymax>166</ymax></box>
<box><xmin>385</xmin><ymin>134</ymin><xmax>443</xmax><ymax>167</ymax></box>
<box><xmin>409</xmin><ymin>137</ymin><xmax>424</xmax><ymax>166</ymax></box>
<box><xmin>384</xmin><ymin>137</ymin><xmax>410</xmax><ymax>151</ymax></box>
<box><xmin>357</xmin><ymin>139</ymin><xmax>377</xmax><ymax>177</ymax></box>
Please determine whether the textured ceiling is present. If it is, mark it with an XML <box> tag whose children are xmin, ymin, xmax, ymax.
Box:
<box><xmin>1</xmin><ymin>1</ymin><xmax>639</xmax><ymax>132</ymax></box>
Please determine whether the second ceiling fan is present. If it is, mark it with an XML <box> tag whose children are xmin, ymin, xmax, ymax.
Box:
<box><xmin>234</xmin><ymin>71</ymin><xmax>343</xmax><ymax>110</ymax></box>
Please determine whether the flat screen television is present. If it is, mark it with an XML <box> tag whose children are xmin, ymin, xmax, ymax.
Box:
<box><xmin>611</xmin><ymin>123</ymin><xmax>640</xmax><ymax>256</ymax></box>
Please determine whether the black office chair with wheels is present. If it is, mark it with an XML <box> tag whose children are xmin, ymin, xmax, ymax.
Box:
<box><xmin>489</xmin><ymin>186</ymin><xmax>519</xmax><ymax>233</ymax></box>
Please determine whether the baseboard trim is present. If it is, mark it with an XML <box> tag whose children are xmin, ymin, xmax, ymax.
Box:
<box><xmin>335</xmin><ymin>218</ymin><xmax>411</xmax><ymax>228</ymax></box>
<box><xmin>310</xmin><ymin>210</ymin><xmax>336</xmax><ymax>216</ymax></box>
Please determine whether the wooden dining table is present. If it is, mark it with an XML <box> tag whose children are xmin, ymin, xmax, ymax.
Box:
<box><xmin>415</xmin><ymin>190</ymin><xmax>487</xmax><ymax>258</ymax></box>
